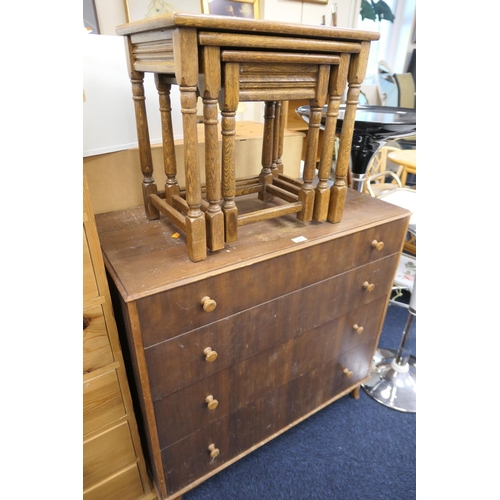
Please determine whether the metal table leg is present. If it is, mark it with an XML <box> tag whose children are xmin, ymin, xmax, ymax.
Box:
<box><xmin>362</xmin><ymin>278</ymin><xmax>416</xmax><ymax>413</ymax></box>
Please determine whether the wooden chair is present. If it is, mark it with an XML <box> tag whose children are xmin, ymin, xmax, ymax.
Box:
<box><xmin>363</xmin><ymin>146</ymin><xmax>404</xmax><ymax>197</ymax></box>
<box><xmin>394</xmin><ymin>72</ymin><xmax>415</xmax><ymax>109</ymax></box>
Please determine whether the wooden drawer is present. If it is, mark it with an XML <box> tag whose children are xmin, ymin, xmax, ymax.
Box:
<box><xmin>153</xmin><ymin>297</ymin><xmax>386</xmax><ymax>447</ymax></box>
<box><xmin>83</xmin><ymin>304</ymin><xmax>114</xmax><ymax>374</ymax></box>
<box><xmin>333</xmin><ymin>338</ymin><xmax>377</xmax><ymax>396</ymax></box>
<box><xmin>145</xmin><ymin>253</ymin><xmax>398</xmax><ymax>399</ymax></box>
<box><xmin>136</xmin><ymin>218</ymin><xmax>407</xmax><ymax>347</ymax></box>
<box><xmin>338</xmin><ymin>295</ymin><xmax>388</xmax><ymax>353</ymax></box>
<box><xmin>83</xmin><ymin>420</ymin><xmax>137</xmax><ymax>490</ymax></box>
<box><xmin>159</xmin><ymin>348</ymin><xmax>369</xmax><ymax>495</ymax></box>
<box><xmin>83</xmin><ymin>365</ymin><xmax>126</xmax><ymax>436</ymax></box>
<box><xmin>83</xmin><ymin>464</ymin><xmax>145</xmax><ymax>500</ymax></box>
<box><xmin>84</xmin><ymin>228</ymin><xmax>99</xmax><ymax>303</ymax></box>
<box><xmin>154</xmin><ymin>341</ymin><xmax>294</xmax><ymax>448</ymax></box>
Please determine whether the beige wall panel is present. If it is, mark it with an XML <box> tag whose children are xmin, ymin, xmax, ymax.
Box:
<box><xmin>84</xmin><ymin>122</ymin><xmax>304</xmax><ymax>215</ymax></box>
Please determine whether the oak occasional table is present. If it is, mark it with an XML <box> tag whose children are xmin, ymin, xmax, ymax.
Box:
<box><xmin>115</xmin><ymin>12</ymin><xmax>379</xmax><ymax>262</ymax></box>
<box><xmin>96</xmin><ymin>189</ymin><xmax>410</xmax><ymax>500</ymax></box>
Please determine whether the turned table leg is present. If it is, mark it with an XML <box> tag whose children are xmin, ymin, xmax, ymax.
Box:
<box><xmin>272</xmin><ymin>101</ymin><xmax>283</xmax><ymax>176</ymax></box>
<box><xmin>298</xmin><ymin>65</ymin><xmax>329</xmax><ymax>222</ymax></box>
<box><xmin>259</xmin><ymin>100</ymin><xmax>276</xmax><ymax>201</ymax></box>
<box><xmin>328</xmin><ymin>42</ymin><xmax>370</xmax><ymax>224</ymax></box>
<box><xmin>201</xmin><ymin>46</ymin><xmax>225</xmax><ymax>252</ymax></box>
<box><xmin>314</xmin><ymin>54</ymin><xmax>349</xmax><ymax>222</ymax></box>
<box><xmin>220</xmin><ymin>62</ymin><xmax>239</xmax><ymax>243</ymax></box>
<box><xmin>129</xmin><ymin>70</ymin><xmax>159</xmax><ymax>220</ymax></box>
<box><xmin>155</xmin><ymin>75</ymin><xmax>180</xmax><ymax>204</ymax></box>
<box><xmin>174</xmin><ymin>28</ymin><xmax>206</xmax><ymax>262</ymax></box>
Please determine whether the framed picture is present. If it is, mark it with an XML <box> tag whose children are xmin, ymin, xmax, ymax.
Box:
<box><xmin>289</xmin><ymin>0</ymin><xmax>328</xmax><ymax>3</ymax></box>
<box><xmin>201</xmin><ymin>0</ymin><xmax>260</xmax><ymax>19</ymax></box>
<box><xmin>124</xmin><ymin>0</ymin><xmax>202</xmax><ymax>23</ymax></box>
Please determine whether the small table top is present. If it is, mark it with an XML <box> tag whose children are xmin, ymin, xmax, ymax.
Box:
<box><xmin>116</xmin><ymin>12</ymin><xmax>381</xmax><ymax>41</ymax></box>
<box><xmin>388</xmin><ymin>149</ymin><xmax>416</xmax><ymax>169</ymax></box>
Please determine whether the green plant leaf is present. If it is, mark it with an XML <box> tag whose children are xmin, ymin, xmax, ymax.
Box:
<box><xmin>373</xmin><ymin>0</ymin><xmax>396</xmax><ymax>22</ymax></box>
<box><xmin>360</xmin><ymin>0</ymin><xmax>377</xmax><ymax>21</ymax></box>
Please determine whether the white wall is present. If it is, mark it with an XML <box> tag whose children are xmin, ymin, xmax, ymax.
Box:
<box><xmin>83</xmin><ymin>32</ymin><xmax>183</xmax><ymax>157</ymax></box>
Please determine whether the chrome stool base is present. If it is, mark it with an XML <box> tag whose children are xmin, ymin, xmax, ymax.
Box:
<box><xmin>362</xmin><ymin>347</ymin><xmax>416</xmax><ymax>413</ymax></box>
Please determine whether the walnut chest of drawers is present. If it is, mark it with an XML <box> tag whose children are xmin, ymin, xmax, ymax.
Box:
<box><xmin>95</xmin><ymin>189</ymin><xmax>410</xmax><ymax>499</ymax></box>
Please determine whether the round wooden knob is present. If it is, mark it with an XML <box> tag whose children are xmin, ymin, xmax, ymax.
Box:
<box><xmin>343</xmin><ymin>368</ymin><xmax>353</xmax><ymax>378</ymax></box>
<box><xmin>208</xmin><ymin>444</ymin><xmax>220</xmax><ymax>459</ymax></box>
<box><xmin>352</xmin><ymin>324</ymin><xmax>364</xmax><ymax>335</ymax></box>
<box><xmin>205</xmin><ymin>395</ymin><xmax>219</xmax><ymax>410</ymax></box>
<box><xmin>201</xmin><ymin>296</ymin><xmax>217</xmax><ymax>312</ymax></box>
<box><xmin>203</xmin><ymin>347</ymin><xmax>218</xmax><ymax>362</ymax></box>
<box><xmin>371</xmin><ymin>240</ymin><xmax>384</xmax><ymax>251</ymax></box>
<box><xmin>363</xmin><ymin>281</ymin><xmax>375</xmax><ymax>292</ymax></box>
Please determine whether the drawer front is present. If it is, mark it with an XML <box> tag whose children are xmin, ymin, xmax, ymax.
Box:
<box><xmin>155</xmin><ymin>341</ymin><xmax>295</xmax><ymax>448</ymax></box>
<box><xmin>337</xmin><ymin>296</ymin><xmax>388</xmax><ymax>354</ymax></box>
<box><xmin>160</xmin><ymin>349</ymin><xmax>368</xmax><ymax>495</ymax></box>
<box><xmin>154</xmin><ymin>296</ymin><xmax>387</xmax><ymax>447</ymax></box>
<box><xmin>161</xmin><ymin>388</ymin><xmax>288</xmax><ymax>495</ymax></box>
<box><xmin>83</xmin><ymin>228</ymin><xmax>99</xmax><ymax>303</ymax></box>
<box><xmin>145</xmin><ymin>253</ymin><xmax>399</xmax><ymax>399</ymax></box>
<box><xmin>137</xmin><ymin>218</ymin><xmax>407</xmax><ymax>347</ymax></box>
<box><xmin>83</xmin><ymin>366</ymin><xmax>126</xmax><ymax>436</ymax></box>
<box><xmin>83</xmin><ymin>464</ymin><xmax>144</xmax><ymax>500</ymax></box>
<box><xmin>83</xmin><ymin>420</ymin><xmax>137</xmax><ymax>490</ymax></box>
<box><xmin>333</xmin><ymin>337</ymin><xmax>378</xmax><ymax>396</ymax></box>
<box><xmin>83</xmin><ymin>304</ymin><xmax>114</xmax><ymax>374</ymax></box>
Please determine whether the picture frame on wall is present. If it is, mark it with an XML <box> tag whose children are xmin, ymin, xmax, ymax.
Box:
<box><xmin>124</xmin><ymin>0</ymin><xmax>202</xmax><ymax>23</ymax></box>
<box><xmin>201</xmin><ymin>0</ymin><xmax>260</xmax><ymax>19</ymax></box>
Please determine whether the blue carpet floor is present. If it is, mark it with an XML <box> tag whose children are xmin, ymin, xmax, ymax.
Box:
<box><xmin>184</xmin><ymin>294</ymin><xmax>416</xmax><ymax>500</ymax></box>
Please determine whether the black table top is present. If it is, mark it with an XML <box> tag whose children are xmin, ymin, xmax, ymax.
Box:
<box><xmin>297</xmin><ymin>104</ymin><xmax>416</xmax><ymax>139</ymax></box>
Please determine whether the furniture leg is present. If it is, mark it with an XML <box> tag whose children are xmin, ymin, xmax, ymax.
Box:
<box><xmin>154</xmin><ymin>75</ymin><xmax>180</xmax><ymax>204</ymax></box>
<box><xmin>314</xmin><ymin>54</ymin><xmax>349</xmax><ymax>221</ymax></box>
<box><xmin>273</xmin><ymin>101</ymin><xmax>285</xmax><ymax>175</ymax></box>
<box><xmin>328</xmin><ymin>42</ymin><xmax>370</xmax><ymax>223</ymax></box>
<box><xmin>201</xmin><ymin>46</ymin><xmax>225</xmax><ymax>252</ymax></box>
<box><xmin>173</xmin><ymin>28</ymin><xmax>206</xmax><ymax>262</ymax></box>
<box><xmin>272</xmin><ymin>101</ymin><xmax>282</xmax><ymax>178</ymax></box>
<box><xmin>129</xmin><ymin>69</ymin><xmax>159</xmax><ymax>220</ymax></box>
<box><xmin>350</xmin><ymin>385</ymin><xmax>360</xmax><ymax>399</ymax></box>
<box><xmin>297</xmin><ymin>102</ymin><xmax>320</xmax><ymax>222</ymax></box>
<box><xmin>258</xmin><ymin>100</ymin><xmax>276</xmax><ymax>201</ymax></box>
<box><xmin>298</xmin><ymin>65</ymin><xmax>329</xmax><ymax>222</ymax></box>
<box><xmin>220</xmin><ymin>62</ymin><xmax>239</xmax><ymax>243</ymax></box>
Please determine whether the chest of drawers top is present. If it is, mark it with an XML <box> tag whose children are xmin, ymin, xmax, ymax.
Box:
<box><xmin>96</xmin><ymin>189</ymin><xmax>409</xmax><ymax>302</ymax></box>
